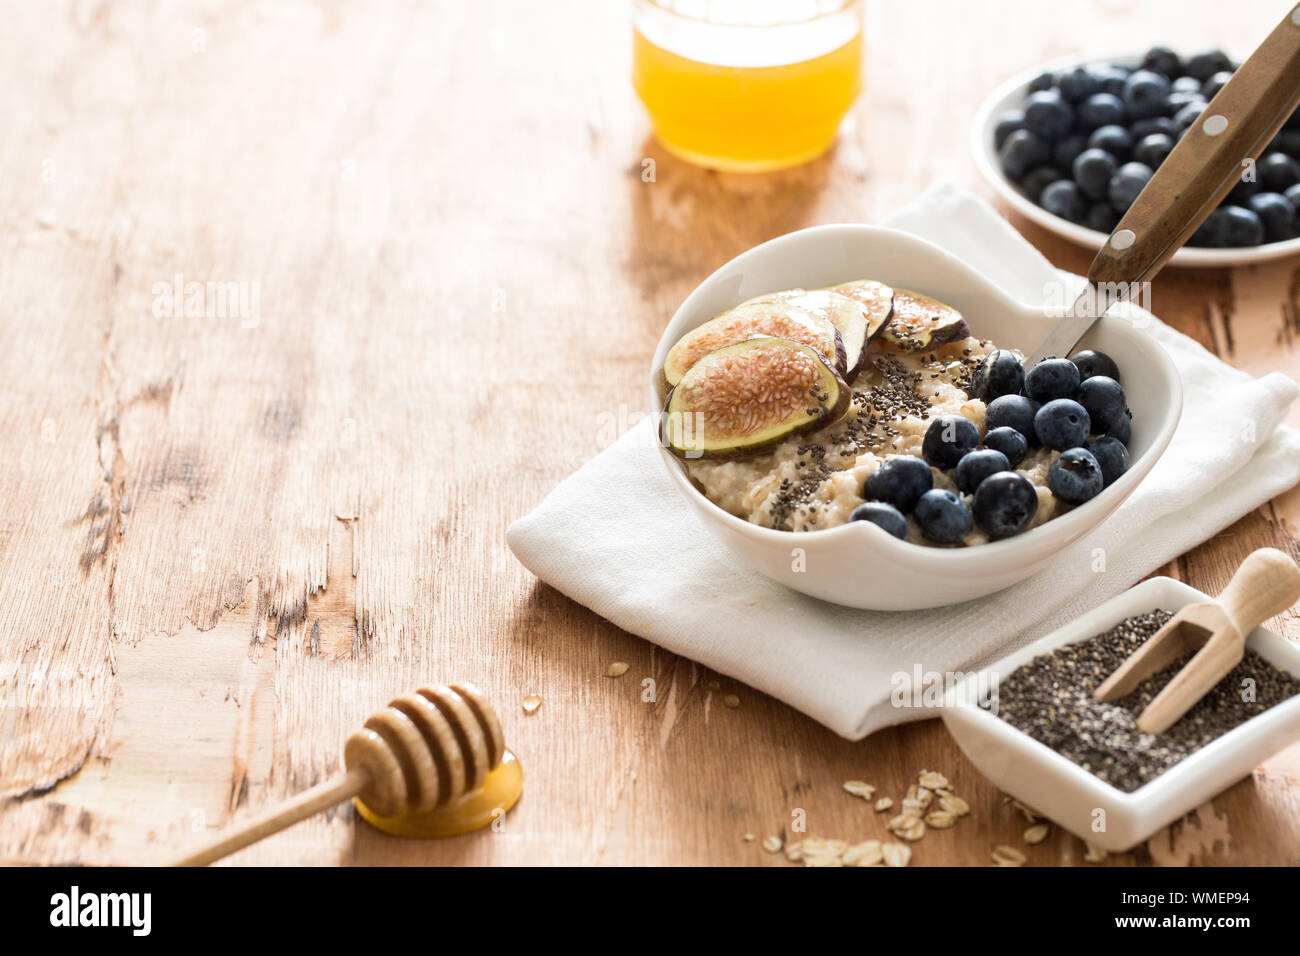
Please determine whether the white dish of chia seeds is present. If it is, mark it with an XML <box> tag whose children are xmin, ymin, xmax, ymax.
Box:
<box><xmin>650</xmin><ymin>224</ymin><xmax>1182</xmax><ymax>610</ymax></box>
<box><xmin>942</xmin><ymin>576</ymin><xmax>1300</xmax><ymax>853</ymax></box>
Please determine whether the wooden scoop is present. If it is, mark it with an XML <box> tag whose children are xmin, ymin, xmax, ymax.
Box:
<box><xmin>171</xmin><ymin>682</ymin><xmax>508</xmax><ymax>866</ymax></box>
<box><xmin>1094</xmin><ymin>548</ymin><xmax>1300</xmax><ymax>734</ymax></box>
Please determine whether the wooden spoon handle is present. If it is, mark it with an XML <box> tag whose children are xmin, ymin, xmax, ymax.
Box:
<box><xmin>1088</xmin><ymin>7</ymin><xmax>1300</xmax><ymax>288</ymax></box>
<box><xmin>171</xmin><ymin>768</ymin><xmax>368</xmax><ymax>867</ymax></box>
<box><xmin>1216</xmin><ymin>547</ymin><xmax>1300</xmax><ymax>639</ymax></box>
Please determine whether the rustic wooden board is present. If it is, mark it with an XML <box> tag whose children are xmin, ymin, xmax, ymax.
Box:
<box><xmin>1</xmin><ymin>0</ymin><xmax>1298</xmax><ymax>866</ymax></box>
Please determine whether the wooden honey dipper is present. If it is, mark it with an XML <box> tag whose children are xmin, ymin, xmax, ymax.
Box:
<box><xmin>173</xmin><ymin>682</ymin><xmax>519</xmax><ymax>866</ymax></box>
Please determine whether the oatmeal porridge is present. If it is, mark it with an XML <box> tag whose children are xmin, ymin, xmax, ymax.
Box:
<box><xmin>661</xmin><ymin>280</ymin><xmax>1132</xmax><ymax>546</ymax></box>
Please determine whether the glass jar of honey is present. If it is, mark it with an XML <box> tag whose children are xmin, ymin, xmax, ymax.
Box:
<box><xmin>633</xmin><ymin>0</ymin><xmax>863</xmax><ymax>172</ymax></box>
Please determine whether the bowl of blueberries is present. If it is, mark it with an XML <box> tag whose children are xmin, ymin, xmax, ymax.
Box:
<box><xmin>973</xmin><ymin>46</ymin><xmax>1300</xmax><ymax>266</ymax></box>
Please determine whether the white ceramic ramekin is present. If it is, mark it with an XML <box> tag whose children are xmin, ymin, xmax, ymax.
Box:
<box><xmin>650</xmin><ymin>224</ymin><xmax>1181</xmax><ymax>610</ymax></box>
<box><xmin>942</xmin><ymin>576</ymin><xmax>1300</xmax><ymax>852</ymax></box>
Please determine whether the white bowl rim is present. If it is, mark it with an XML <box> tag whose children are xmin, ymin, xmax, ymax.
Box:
<box><xmin>970</xmin><ymin>50</ymin><xmax>1300</xmax><ymax>268</ymax></box>
<box><xmin>651</xmin><ymin>222</ymin><xmax>1184</xmax><ymax>567</ymax></box>
<box><xmin>943</xmin><ymin>576</ymin><xmax>1300</xmax><ymax>805</ymax></box>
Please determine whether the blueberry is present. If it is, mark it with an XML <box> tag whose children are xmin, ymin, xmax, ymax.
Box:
<box><xmin>1076</xmin><ymin>375</ymin><xmax>1126</xmax><ymax>433</ymax></box>
<box><xmin>1093</xmin><ymin>65</ymin><xmax>1130</xmax><ymax>97</ymax></box>
<box><xmin>1107</xmin><ymin>408</ymin><xmax>1133</xmax><ymax>445</ymax></box>
<box><xmin>1000</xmin><ymin>129</ymin><xmax>1050</xmax><ymax>180</ymax></box>
<box><xmin>985</xmin><ymin>394</ymin><xmax>1040</xmax><ymax>443</ymax></box>
<box><xmin>1221</xmin><ymin>205</ymin><xmax>1265</xmax><ymax>246</ymax></box>
<box><xmin>982</xmin><ymin>427</ymin><xmax>1029</xmax><ymax>468</ymax></box>
<box><xmin>1048</xmin><ymin>448</ymin><xmax>1105</xmax><ymax>504</ymax></box>
<box><xmin>1185</xmin><ymin>50</ymin><xmax>1233</xmax><ymax>83</ymax></box>
<box><xmin>1023</xmin><ymin>89</ymin><xmax>1074</xmax><ymax>141</ymax></box>
<box><xmin>1034</xmin><ymin>398</ymin><xmax>1091</xmax><ymax>451</ymax></box>
<box><xmin>1085</xmin><ymin>436</ymin><xmax>1131</xmax><ymax>487</ymax></box>
<box><xmin>1171</xmin><ymin>76</ymin><xmax>1203</xmax><ymax>94</ymax></box>
<box><xmin>913</xmin><ymin>489</ymin><xmax>972</xmax><ymax>545</ymax></box>
<box><xmin>1201</xmin><ymin>70</ymin><xmax>1233</xmax><ymax>99</ymax></box>
<box><xmin>1285</xmin><ymin>183</ymin><xmax>1300</xmax><ymax>212</ymax></box>
<box><xmin>1041</xmin><ymin>179</ymin><xmax>1088</xmax><ymax>222</ymax></box>
<box><xmin>1058</xmin><ymin>67</ymin><xmax>1101</xmax><ymax>103</ymax></box>
<box><xmin>849</xmin><ymin>501</ymin><xmax>908</xmax><ymax>539</ymax></box>
<box><xmin>1020</xmin><ymin>166</ymin><xmax>1063</xmax><ymax>203</ymax></box>
<box><xmin>1028</xmin><ymin>71</ymin><xmax>1057</xmax><ymax>93</ymax></box>
<box><xmin>994</xmin><ymin>110</ymin><xmax>1026</xmax><ymax>150</ymax></box>
<box><xmin>1069</xmin><ymin>348</ymin><xmax>1121</xmax><ymax>383</ymax></box>
<box><xmin>972</xmin><ymin>471</ymin><xmax>1040</xmax><ymax>539</ymax></box>
<box><xmin>863</xmin><ymin>456</ymin><xmax>933</xmax><ymax>514</ymax></box>
<box><xmin>1141</xmin><ymin>46</ymin><xmax>1183</xmax><ymax>78</ymax></box>
<box><xmin>1133</xmin><ymin>132</ymin><xmax>1174</xmax><ymax>169</ymax></box>
<box><xmin>1227</xmin><ymin>174</ymin><xmax>1260</xmax><ymax>206</ymax></box>
<box><xmin>1088</xmin><ymin>124</ymin><xmax>1132</xmax><ymax>160</ymax></box>
<box><xmin>922</xmin><ymin>415</ymin><xmax>980</xmax><ymax>469</ymax></box>
<box><xmin>1052</xmin><ymin>133</ymin><xmax>1088</xmax><ymax>172</ymax></box>
<box><xmin>1122</xmin><ymin>70</ymin><xmax>1171</xmax><ymax>120</ymax></box>
<box><xmin>1024</xmin><ymin>357</ymin><xmax>1081</xmax><ymax>402</ymax></box>
<box><xmin>1073</xmin><ymin>148</ymin><xmax>1119</xmax><ymax>200</ymax></box>
<box><xmin>969</xmin><ymin>348</ymin><xmax>1025</xmax><ymax>402</ymax></box>
<box><xmin>1272</xmin><ymin>130</ymin><xmax>1300</xmax><ymax>157</ymax></box>
<box><xmin>955</xmin><ymin>448</ymin><xmax>1011</xmax><ymax>495</ymax></box>
<box><xmin>1108</xmin><ymin>162</ymin><xmax>1153</xmax><ymax>211</ymax></box>
<box><xmin>1172</xmin><ymin>101</ymin><xmax>1205</xmax><ymax>134</ymax></box>
<box><xmin>1191</xmin><ymin>207</ymin><xmax>1231</xmax><ymax>247</ymax></box>
<box><xmin>1162</xmin><ymin>91</ymin><xmax>1205</xmax><ymax>118</ymax></box>
<box><xmin>1086</xmin><ymin>202</ymin><xmax>1120</xmax><ymax>232</ymax></box>
<box><xmin>1257</xmin><ymin>152</ymin><xmax>1300</xmax><ymax>192</ymax></box>
<box><xmin>1247</xmin><ymin>192</ymin><xmax>1297</xmax><ymax>243</ymax></box>
<box><xmin>1130</xmin><ymin>116</ymin><xmax>1176</xmax><ymax>140</ymax></box>
<box><xmin>1076</xmin><ymin>92</ymin><xmax>1126</xmax><ymax>130</ymax></box>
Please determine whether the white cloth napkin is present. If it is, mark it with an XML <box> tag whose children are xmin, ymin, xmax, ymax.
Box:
<box><xmin>508</xmin><ymin>184</ymin><xmax>1300</xmax><ymax>740</ymax></box>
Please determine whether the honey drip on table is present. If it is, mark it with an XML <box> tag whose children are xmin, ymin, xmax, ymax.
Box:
<box><xmin>355</xmin><ymin>750</ymin><xmax>523</xmax><ymax>837</ymax></box>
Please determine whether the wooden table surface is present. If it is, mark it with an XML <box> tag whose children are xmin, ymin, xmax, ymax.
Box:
<box><xmin>3</xmin><ymin>0</ymin><xmax>1299</xmax><ymax>866</ymax></box>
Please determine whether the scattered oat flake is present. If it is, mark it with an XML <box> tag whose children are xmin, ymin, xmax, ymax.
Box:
<box><xmin>925</xmin><ymin>810</ymin><xmax>957</xmax><ymax>829</ymax></box>
<box><xmin>991</xmin><ymin>845</ymin><xmax>1026</xmax><ymax>867</ymax></box>
<box><xmin>882</xmin><ymin>842</ymin><xmax>912</xmax><ymax>867</ymax></box>
<box><xmin>918</xmin><ymin>770</ymin><xmax>950</xmax><ymax>790</ymax></box>
<box><xmin>521</xmin><ymin>694</ymin><xmax>542</xmax><ymax>714</ymax></box>
<box><xmin>1023</xmin><ymin>823</ymin><xmax>1050</xmax><ymax>845</ymax></box>
<box><xmin>742</xmin><ymin>833</ymin><xmax>755</xmax><ymax>842</ymax></box>
<box><xmin>784</xmin><ymin>842</ymin><xmax>803</xmax><ymax>862</ymax></box>
<box><xmin>1084</xmin><ymin>841</ymin><xmax>1108</xmax><ymax>863</ymax></box>
<box><xmin>761</xmin><ymin>835</ymin><xmax>782</xmax><ymax>853</ymax></box>
<box><xmin>888</xmin><ymin>814</ymin><xmax>926</xmax><ymax>842</ymax></box>
<box><xmin>723</xmin><ymin>694</ymin><xmax>740</xmax><ymax>708</ymax></box>
<box><xmin>939</xmin><ymin>793</ymin><xmax>970</xmax><ymax>816</ymax></box>
<box><xmin>874</xmin><ymin>797</ymin><xmax>893</xmax><ymax>812</ymax></box>
<box><xmin>842</xmin><ymin>780</ymin><xmax>875</xmax><ymax>799</ymax></box>
<box><xmin>842</xmin><ymin>839</ymin><xmax>883</xmax><ymax>866</ymax></box>
<box><xmin>606</xmin><ymin>662</ymin><xmax>629</xmax><ymax>677</ymax></box>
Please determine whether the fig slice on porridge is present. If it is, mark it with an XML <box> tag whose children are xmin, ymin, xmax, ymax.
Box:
<box><xmin>743</xmin><ymin>288</ymin><xmax>884</xmax><ymax>383</ymax></box>
<box><xmin>661</xmin><ymin>337</ymin><xmax>849</xmax><ymax>460</ymax></box>
<box><xmin>878</xmin><ymin>288</ymin><xmax>970</xmax><ymax>352</ymax></box>
<box><xmin>828</xmin><ymin>280</ymin><xmax>894</xmax><ymax>356</ymax></box>
<box><xmin>662</xmin><ymin>300</ymin><xmax>845</xmax><ymax>386</ymax></box>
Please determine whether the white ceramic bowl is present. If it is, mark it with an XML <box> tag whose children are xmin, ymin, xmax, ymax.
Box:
<box><xmin>971</xmin><ymin>52</ymin><xmax>1300</xmax><ymax>268</ymax></box>
<box><xmin>650</xmin><ymin>224</ymin><xmax>1182</xmax><ymax>610</ymax></box>
<box><xmin>942</xmin><ymin>576</ymin><xmax>1300</xmax><ymax>852</ymax></box>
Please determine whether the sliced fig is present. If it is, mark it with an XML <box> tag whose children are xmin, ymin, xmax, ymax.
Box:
<box><xmin>878</xmin><ymin>288</ymin><xmax>971</xmax><ymax>352</ymax></box>
<box><xmin>662</xmin><ymin>300</ymin><xmax>844</xmax><ymax>387</ymax></box>
<box><xmin>828</xmin><ymin>279</ymin><xmax>895</xmax><ymax>340</ymax></box>
<box><xmin>661</xmin><ymin>337</ymin><xmax>849</xmax><ymax>460</ymax></box>
<box><xmin>745</xmin><ymin>288</ymin><xmax>881</xmax><ymax>383</ymax></box>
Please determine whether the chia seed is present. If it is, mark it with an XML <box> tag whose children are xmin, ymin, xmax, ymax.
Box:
<box><xmin>996</xmin><ymin>609</ymin><xmax>1300</xmax><ymax>792</ymax></box>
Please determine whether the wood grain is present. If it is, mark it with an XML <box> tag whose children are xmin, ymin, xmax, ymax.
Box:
<box><xmin>1</xmin><ymin>0</ymin><xmax>1298</xmax><ymax>866</ymax></box>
